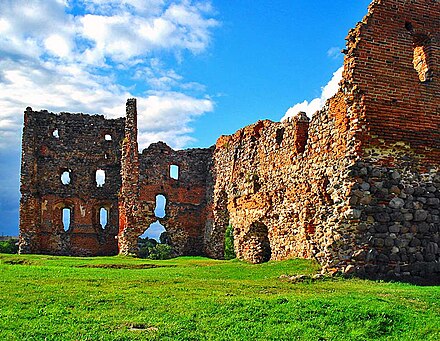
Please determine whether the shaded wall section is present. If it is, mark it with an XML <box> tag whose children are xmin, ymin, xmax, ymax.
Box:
<box><xmin>19</xmin><ymin>108</ymin><xmax>124</xmax><ymax>256</ymax></box>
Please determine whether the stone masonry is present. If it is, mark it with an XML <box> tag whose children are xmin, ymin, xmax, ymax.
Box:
<box><xmin>19</xmin><ymin>109</ymin><xmax>124</xmax><ymax>255</ymax></box>
<box><xmin>19</xmin><ymin>0</ymin><xmax>439</xmax><ymax>279</ymax></box>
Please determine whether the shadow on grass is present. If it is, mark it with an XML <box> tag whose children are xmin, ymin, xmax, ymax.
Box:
<box><xmin>77</xmin><ymin>263</ymin><xmax>176</xmax><ymax>269</ymax></box>
<box><xmin>353</xmin><ymin>273</ymin><xmax>440</xmax><ymax>286</ymax></box>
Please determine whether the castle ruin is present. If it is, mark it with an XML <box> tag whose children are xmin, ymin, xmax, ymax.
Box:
<box><xmin>19</xmin><ymin>0</ymin><xmax>440</xmax><ymax>278</ymax></box>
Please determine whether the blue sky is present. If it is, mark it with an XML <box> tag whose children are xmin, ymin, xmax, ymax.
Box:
<box><xmin>0</xmin><ymin>0</ymin><xmax>371</xmax><ymax>237</ymax></box>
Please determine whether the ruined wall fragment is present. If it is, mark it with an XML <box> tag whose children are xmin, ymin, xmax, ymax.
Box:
<box><xmin>117</xmin><ymin>99</ymin><xmax>213</xmax><ymax>256</ymax></box>
<box><xmin>204</xmin><ymin>0</ymin><xmax>440</xmax><ymax>280</ymax></box>
<box><xmin>205</xmin><ymin>92</ymin><xmax>358</xmax><ymax>271</ymax></box>
<box><xmin>19</xmin><ymin>108</ymin><xmax>124</xmax><ymax>256</ymax></box>
<box><xmin>340</xmin><ymin>0</ymin><xmax>440</xmax><ymax>278</ymax></box>
<box><xmin>18</xmin><ymin>0</ymin><xmax>439</xmax><ymax>279</ymax></box>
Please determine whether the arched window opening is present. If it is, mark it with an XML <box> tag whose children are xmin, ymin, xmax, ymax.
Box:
<box><xmin>52</xmin><ymin>129</ymin><xmax>59</xmax><ymax>139</ymax></box>
<box><xmin>62</xmin><ymin>207</ymin><xmax>71</xmax><ymax>231</ymax></box>
<box><xmin>104</xmin><ymin>134</ymin><xmax>112</xmax><ymax>141</ymax></box>
<box><xmin>61</xmin><ymin>170</ymin><xmax>71</xmax><ymax>185</ymax></box>
<box><xmin>96</xmin><ymin>169</ymin><xmax>105</xmax><ymax>187</ymax></box>
<box><xmin>138</xmin><ymin>221</ymin><xmax>170</xmax><ymax>259</ymax></box>
<box><xmin>245</xmin><ymin>222</ymin><xmax>271</xmax><ymax>264</ymax></box>
<box><xmin>154</xmin><ymin>194</ymin><xmax>166</xmax><ymax>218</ymax></box>
<box><xmin>99</xmin><ymin>207</ymin><xmax>108</xmax><ymax>228</ymax></box>
<box><xmin>412</xmin><ymin>34</ymin><xmax>432</xmax><ymax>82</ymax></box>
<box><xmin>170</xmin><ymin>164</ymin><xmax>179</xmax><ymax>180</ymax></box>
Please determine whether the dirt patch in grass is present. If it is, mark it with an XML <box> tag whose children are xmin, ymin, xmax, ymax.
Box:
<box><xmin>1</xmin><ymin>258</ymin><xmax>35</xmax><ymax>266</ymax></box>
<box><xmin>77</xmin><ymin>263</ymin><xmax>175</xmax><ymax>270</ymax></box>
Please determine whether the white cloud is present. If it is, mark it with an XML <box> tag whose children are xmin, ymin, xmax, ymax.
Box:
<box><xmin>327</xmin><ymin>46</ymin><xmax>342</xmax><ymax>60</ymax></box>
<box><xmin>78</xmin><ymin>2</ymin><xmax>218</xmax><ymax>64</ymax></box>
<box><xmin>282</xmin><ymin>66</ymin><xmax>343</xmax><ymax>120</ymax></box>
<box><xmin>44</xmin><ymin>35</ymin><xmax>71</xmax><ymax>58</ymax></box>
<box><xmin>137</xmin><ymin>91</ymin><xmax>214</xmax><ymax>150</ymax></box>
<box><xmin>81</xmin><ymin>0</ymin><xmax>166</xmax><ymax>16</ymax></box>
<box><xmin>0</xmin><ymin>0</ymin><xmax>218</xmax><ymax>65</ymax></box>
<box><xmin>0</xmin><ymin>58</ymin><xmax>214</xmax><ymax>151</ymax></box>
<box><xmin>0</xmin><ymin>0</ymin><xmax>218</xmax><ymax>152</ymax></box>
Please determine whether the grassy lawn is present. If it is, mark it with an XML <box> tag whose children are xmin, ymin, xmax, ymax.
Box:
<box><xmin>0</xmin><ymin>254</ymin><xmax>439</xmax><ymax>340</ymax></box>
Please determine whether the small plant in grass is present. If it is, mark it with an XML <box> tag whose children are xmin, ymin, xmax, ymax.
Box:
<box><xmin>224</xmin><ymin>224</ymin><xmax>236</xmax><ymax>260</ymax></box>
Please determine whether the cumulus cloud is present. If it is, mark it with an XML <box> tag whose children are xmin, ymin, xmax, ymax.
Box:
<box><xmin>282</xmin><ymin>66</ymin><xmax>343</xmax><ymax>120</ymax></box>
<box><xmin>0</xmin><ymin>0</ymin><xmax>218</xmax><ymax>152</ymax></box>
<box><xmin>137</xmin><ymin>91</ymin><xmax>214</xmax><ymax>149</ymax></box>
<box><xmin>76</xmin><ymin>0</ymin><xmax>218</xmax><ymax>64</ymax></box>
<box><xmin>0</xmin><ymin>58</ymin><xmax>214</xmax><ymax>150</ymax></box>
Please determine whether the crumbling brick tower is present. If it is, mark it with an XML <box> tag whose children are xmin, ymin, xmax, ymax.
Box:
<box><xmin>19</xmin><ymin>109</ymin><xmax>124</xmax><ymax>255</ymax></box>
<box><xmin>340</xmin><ymin>0</ymin><xmax>440</xmax><ymax>277</ymax></box>
<box><xmin>19</xmin><ymin>100</ymin><xmax>213</xmax><ymax>257</ymax></box>
<box><xmin>204</xmin><ymin>0</ymin><xmax>440</xmax><ymax>278</ymax></box>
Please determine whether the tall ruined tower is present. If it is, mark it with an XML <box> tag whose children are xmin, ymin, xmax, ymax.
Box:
<box><xmin>117</xmin><ymin>99</ymin><xmax>213</xmax><ymax>256</ymax></box>
<box><xmin>337</xmin><ymin>0</ymin><xmax>440</xmax><ymax>277</ymax></box>
<box><xmin>118</xmin><ymin>98</ymin><xmax>144</xmax><ymax>255</ymax></box>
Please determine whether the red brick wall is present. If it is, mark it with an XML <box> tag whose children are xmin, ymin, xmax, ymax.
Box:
<box><xmin>345</xmin><ymin>0</ymin><xmax>440</xmax><ymax>164</ymax></box>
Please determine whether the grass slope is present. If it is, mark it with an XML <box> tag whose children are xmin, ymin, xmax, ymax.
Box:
<box><xmin>0</xmin><ymin>254</ymin><xmax>439</xmax><ymax>340</ymax></box>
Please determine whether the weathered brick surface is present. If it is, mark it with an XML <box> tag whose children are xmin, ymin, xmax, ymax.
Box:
<box><xmin>204</xmin><ymin>0</ymin><xmax>440</xmax><ymax>278</ymax></box>
<box><xmin>344</xmin><ymin>0</ymin><xmax>440</xmax><ymax>163</ymax></box>
<box><xmin>19</xmin><ymin>109</ymin><xmax>124</xmax><ymax>255</ymax></box>
<box><xmin>19</xmin><ymin>0</ymin><xmax>440</xmax><ymax>279</ymax></box>
<box><xmin>117</xmin><ymin>99</ymin><xmax>213</xmax><ymax>256</ymax></box>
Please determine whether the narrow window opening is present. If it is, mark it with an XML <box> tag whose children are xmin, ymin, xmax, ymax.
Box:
<box><xmin>52</xmin><ymin>129</ymin><xmax>59</xmax><ymax>139</ymax></box>
<box><xmin>61</xmin><ymin>170</ymin><xmax>71</xmax><ymax>185</ymax></box>
<box><xmin>62</xmin><ymin>207</ymin><xmax>71</xmax><ymax>231</ymax></box>
<box><xmin>412</xmin><ymin>34</ymin><xmax>432</xmax><ymax>83</ymax></box>
<box><xmin>99</xmin><ymin>207</ymin><xmax>108</xmax><ymax>228</ymax></box>
<box><xmin>105</xmin><ymin>134</ymin><xmax>112</xmax><ymax>141</ymax></box>
<box><xmin>170</xmin><ymin>165</ymin><xmax>179</xmax><ymax>180</ymax></box>
<box><xmin>96</xmin><ymin>169</ymin><xmax>105</xmax><ymax>187</ymax></box>
<box><xmin>154</xmin><ymin>194</ymin><xmax>166</xmax><ymax>218</ymax></box>
<box><xmin>276</xmin><ymin>128</ymin><xmax>285</xmax><ymax>145</ymax></box>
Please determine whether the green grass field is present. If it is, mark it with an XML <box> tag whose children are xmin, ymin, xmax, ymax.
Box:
<box><xmin>1</xmin><ymin>254</ymin><xmax>439</xmax><ymax>340</ymax></box>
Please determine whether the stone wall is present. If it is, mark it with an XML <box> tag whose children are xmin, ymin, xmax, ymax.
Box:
<box><xmin>19</xmin><ymin>108</ymin><xmax>124</xmax><ymax>255</ymax></box>
<box><xmin>340</xmin><ymin>0</ymin><xmax>440</xmax><ymax>278</ymax></box>
<box><xmin>203</xmin><ymin>0</ymin><xmax>440</xmax><ymax>279</ymax></box>
<box><xmin>205</xmin><ymin>94</ymin><xmax>358</xmax><ymax>271</ymax></box>
<box><xmin>18</xmin><ymin>0</ymin><xmax>440</xmax><ymax>279</ymax></box>
<box><xmin>117</xmin><ymin>99</ymin><xmax>213</xmax><ymax>257</ymax></box>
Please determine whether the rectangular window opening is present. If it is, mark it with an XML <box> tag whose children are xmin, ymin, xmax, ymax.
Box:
<box><xmin>170</xmin><ymin>164</ymin><xmax>179</xmax><ymax>180</ymax></box>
